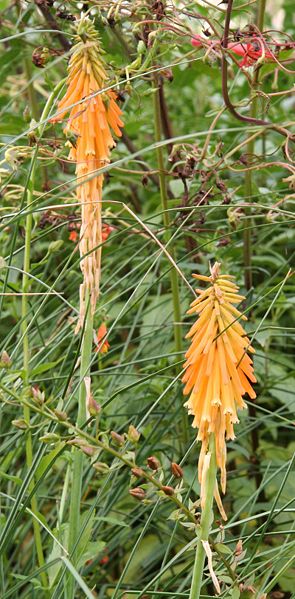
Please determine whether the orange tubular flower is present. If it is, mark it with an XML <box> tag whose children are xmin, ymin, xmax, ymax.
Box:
<box><xmin>182</xmin><ymin>262</ymin><xmax>256</xmax><ymax>508</ymax></box>
<box><xmin>52</xmin><ymin>18</ymin><xmax>123</xmax><ymax>331</ymax></box>
<box><xmin>95</xmin><ymin>323</ymin><xmax>110</xmax><ymax>354</ymax></box>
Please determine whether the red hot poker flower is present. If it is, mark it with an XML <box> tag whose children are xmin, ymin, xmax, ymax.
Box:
<box><xmin>182</xmin><ymin>263</ymin><xmax>256</xmax><ymax>502</ymax></box>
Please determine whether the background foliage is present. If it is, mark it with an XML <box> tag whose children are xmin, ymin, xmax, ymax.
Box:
<box><xmin>0</xmin><ymin>1</ymin><xmax>294</xmax><ymax>598</ymax></box>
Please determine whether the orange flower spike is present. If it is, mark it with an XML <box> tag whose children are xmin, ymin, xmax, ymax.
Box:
<box><xmin>182</xmin><ymin>262</ymin><xmax>256</xmax><ymax>510</ymax></box>
<box><xmin>51</xmin><ymin>18</ymin><xmax>123</xmax><ymax>331</ymax></box>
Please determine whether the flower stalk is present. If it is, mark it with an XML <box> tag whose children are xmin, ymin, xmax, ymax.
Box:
<box><xmin>67</xmin><ymin>296</ymin><xmax>93</xmax><ymax>598</ymax></box>
<box><xmin>189</xmin><ymin>434</ymin><xmax>217</xmax><ymax>599</ymax></box>
<box><xmin>52</xmin><ymin>18</ymin><xmax>123</xmax><ymax>596</ymax></box>
<box><xmin>183</xmin><ymin>262</ymin><xmax>256</xmax><ymax>593</ymax></box>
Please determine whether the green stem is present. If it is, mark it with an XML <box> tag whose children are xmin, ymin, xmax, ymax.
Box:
<box><xmin>189</xmin><ymin>435</ymin><xmax>217</xmax><ymax>599</ymax></box>
<box><xmin>152</xmin><ymin>76</ymin><xmax>188</xmax><ymax>443</ymax></box>
<box><xmin>21</xmin><ymin>80</ymin><xmax>66</xmax><ymax>591</ymax></box>
<box><xmin>152</xmin><ymin>78</ymin><xmax>183</xmax><ymax>353</ymax></box>
<box><xmin>243</xmin><ymin>0</ymin><xmax>267</xmax><ymax>290</ymax></box>
<box><xmin>244</xmin><ymin>0</ymin><xmax>268</xmax><ymax>503</ymax></box>
<box><xmin>66</xmin><ymin>299</ymin><xmax>94</xmax><ymax>598</ymax></box>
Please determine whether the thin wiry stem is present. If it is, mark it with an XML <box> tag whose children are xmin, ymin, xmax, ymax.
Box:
<box><xmin>152</xmin><ymin>75</ymin><xmax>189</xmax><ymax>446</ymax></box>
<box><xmin>152</xmin><ymin>77</ymin><xmax>183</xmax><ymax>354</ymax></box>
<box><xmin>244</xmin><ymin>0</ymin><xmax>268</xmax><ymax>506</ymax></box>
<box><xmin>20</xmin><ymin>79</ymin><xmax>64</xmax><ymax>591</ymax></box>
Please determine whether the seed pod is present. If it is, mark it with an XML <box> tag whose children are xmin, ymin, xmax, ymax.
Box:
<box><xmin>93</xmin><ymin>461</ymin><xmax>109</xmax><ymax>474</ymax></box>
<box><xmin>0</xmin><ymin>350</ymin><xmax>12</xmax><ymax>369</ymax></box>
<box><xmin>129</xmin><ymin>487</ymin><xmax>146</xmax><ymax>501</ymax></box>
<box><xmin>39</xmin><ymin>433</ymin><xmax>60</xmax><ymax>443</ymax></box>
<box><xmin>162</xmin><ymin>485</ymin><xmax>174</xmax><ymax>496</ymax></box>
<box><xmin>53</xmin><ymin>409</ymin><xmax>68</xmax><ymax>421</ymax></box>
<box><xmin>128</xmin><ymin>425</ymin><xmax>140</xmax><ymax>443</ymax></box>
<box><xmin>87</xmin><ymin>394</ymin><xmax>101</xmax><ymax>416</ymax></box>
<box><xmin>171</xmin><ymin>462</ymin><xmax>183</xmax><ymax>478</ymax></box>
<box><xmin>12</xmin><ymin>419</ymin><xmax>28</xmax><ymax>430</ymax></box>
<box><xmin>111</xmin><ymin>431</ymin><xmax>124</xmax><ymax>446</ymax></box>
<box><xmin>147</xmin><ymin>456</ymin><xmax>160</xmax><ymax>470</ymax></box>
<box><xmin>131</xmin><ymin>467</ymin><xmax>145</xmax><ymax>479</ymax></box>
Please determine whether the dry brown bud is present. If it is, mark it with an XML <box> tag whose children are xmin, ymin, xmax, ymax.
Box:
<box><xmin>147</xmin><ymin>456</ymin><xmax>160</xmax><ymax>470</ymax></box>
<box><xmin>162</xmin><ymin>485</ymin><xmax>174</xmax><ymax>496</ymax></box>
<box><xmin>235</xmin><ymin>539</ymin><xmax>243</xmax><ymax>556</ymax></box>
<box><xmin>129</xmin><ymin>487</ymin><xmax>146</xmax><ymax>501</ymax></box>
<box><xmin>171</xmin><ymin>462</ymin><xmax>183</xmax><ymax>478</ymax></box>
<box><xmin>111</xmin><ymin>431</ymin><xmax>124</xmax><ymax>446</ymax></box>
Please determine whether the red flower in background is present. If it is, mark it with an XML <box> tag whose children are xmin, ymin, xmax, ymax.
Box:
<box><xmin>102</xmin><ymin>223</ymin><xmax>115</xmax><ymax>243</ymax></box>
<box><xmin>95</xmin><ymin>323</ymin><xmax>110</xmax><ymax>354</ymax></box>
<box><xmin>69</xmin><ymin>230</ymin><xmax>79</xmax><ymax>242</ymax></box>
<box><xmin>191</xmin><ymin>34</ymin><xmax>277</xmax><ymax>67</ymax></box>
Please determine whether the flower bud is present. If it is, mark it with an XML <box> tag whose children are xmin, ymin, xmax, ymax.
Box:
<box><xmin>127</xmin><ymin>425</ymin><xmax>140</xmax><ymax>443</ymax></box>
<box><xmin>129</xmin><ymin>487</ymin><xmax>145</xmax><ymax>501</ymax></box>
<box><xmin>39</xmin><ymin>432</ymin><xmax>60</xmax><ymax>443</ymax></box>
<box><xmin>93</xmin><ymin>461</ymin><xmax>110</xmax><ymax>474</ymax></box>
<box><xmin>171</xmin><ymin>462</ymin><xmax>183</xmax><ymax>478</ymax></box>
<box><xmin>87</xmin><ymin>394</ymin><xmax>101</xmax><ymax>417</ymax></box>
<box><xmin>147</xmin><ymin>456</ymin><xmax>160</xmax><ymax>470</ymax></box>
<box><xmin>162</xmin><ymin>485</ymin><xmax>174</xmax><ymax>496</ymax></box>
<box><xmin>53</xmin><ymin>409</ymin><xmax>68</xmax><ymax>421</ymax></box>
<box><xmin>0</xmin><ymin>350</ymin><xmax>12</xmax><ymax>369</ymax></box>
<box><xmin>131</xmin><ymin>467</ymin><xmax>145</xmax><ymax>479</ymax></box>
<box><xmin>111</xmin><ymin>431</ymin><xmax>124</xmax><ymax>446</ymax></box>
<box><xmin>67</xmin><ymin>438</ymin><xmax>96</xmax><ymax>456</ymax></box>
<box><xmin>31</xmin><ymin>385</ymin><xmax>45</xmax><ymax>404</ymax></box>
<box><xmin>12</xmin><ymin>419</ymin><xmax>28</xmax><ymax>430</ymax></box>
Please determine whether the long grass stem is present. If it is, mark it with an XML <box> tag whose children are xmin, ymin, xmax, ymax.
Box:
<box><xmin>21</xmin><ymin>78</ymin><xmax>66</xmax><ymax>592</ymax></box>
<box><xmin>153</xmin><ymin>76</ymin><xmax>188</xmax><ymax>443</ymax></box>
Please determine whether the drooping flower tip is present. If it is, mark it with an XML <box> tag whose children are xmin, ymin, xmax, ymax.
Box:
<box><xmin>182</xmin><ymin>263</ymin><xmax>256</xmax><ymax>497</ymax></box>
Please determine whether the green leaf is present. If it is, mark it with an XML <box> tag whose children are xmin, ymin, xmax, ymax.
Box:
<box><xmin>94</xmin><ymin>515</ymin><xmax>129</xmax><ymax>527</ymax></box>
<box><xmin>0</xmin><ymin>471</ymin><xmax>22</xmax><ymax>485</ymax></box>
<box><xmin>35</xmin><ymin>442</ymin><xmax>65</xmax><ymax>481</ymax></box>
